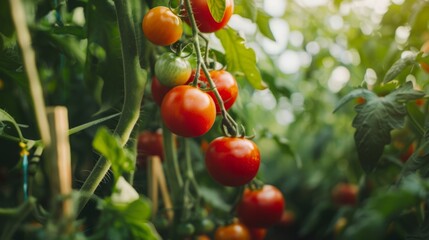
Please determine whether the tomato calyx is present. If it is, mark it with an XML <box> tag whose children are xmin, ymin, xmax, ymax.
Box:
<box><xmin>246</xmin><ymin>179</ymin><xmax>265</xmax><ymax>191</ymax></box>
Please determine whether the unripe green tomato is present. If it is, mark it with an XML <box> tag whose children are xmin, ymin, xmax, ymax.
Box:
<box><xmin>177</xmin><ymin>223</ymin><xmax>195</xmax><ymax>237</ymax></box>
<box><xmin>155</xmin><ymin>53</ymin><xmax>191</xmax><ymax>87</ymax></box>
<box><xmin>194</xmin><ymin>218</ymin><xmax>215</xmax><ymax>234</ymax></box>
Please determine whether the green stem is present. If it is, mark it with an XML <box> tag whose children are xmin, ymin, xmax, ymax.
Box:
<box><xmin>162</xmin><ymin>124</ymin><xmax>184</xmax><ymax>199</ymax></box>
<box><xmin>183</xmin><ymin>0</ymin><xmax>239</xmax><ymax>136</ymax></box>
<box><xmin>78</xmin><ymin>0</ymin><xmax>147</xmax><ymax>214</ymax></box>
<box><xmin>162</xmin><ymin>124</ymin><xmax>184</xmax><ymax>240</ymax></box>
<box><xmin>0</xmin><ymin>197</ymin><xmax>36</xmax><ymax>240</ymax></box>
<box><xmin>184</xmin><ymin>138</ymin><xmax>199</xmax><ymax>199</ymax></box>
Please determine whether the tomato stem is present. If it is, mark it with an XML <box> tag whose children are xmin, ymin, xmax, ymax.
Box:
<box><xmin>183</xmin><ymin>0</ymin><xmax>240</xmax><ymax>136</ymax></box>
<box><xmin>77</xmin><ymin>0</ymin><xmax>147</xmax><ymax>214</ymax></box>
<box><xmin>228</xmin><ymin>186</ymin><xmax>245</xmax><ymax>220</ymax></box>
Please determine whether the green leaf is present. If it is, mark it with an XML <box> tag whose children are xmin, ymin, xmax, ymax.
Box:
<box><xmin>199</xmin><ymin>186</ymin><xmax>230</xmax><ymax>212</ymax></box>
<box><xmin>207</xmin><ymin>0</ymin><xmax>226</xmax><ymax>23</ymax></box>
<box><xmin>0</xmin><ymin>109</ymin><xmax>24</xmax><ymax>141</ymax></box>
<box><xmin>215</xmin><ymin>28</ymin><xmax>266</xmax><ymax>90</ymax></box>
<box><xmin>333</xmin><ymin>88</ymin><xmax>376</xmax><ymax>113</ymax></box>
<box><xmin>0</xmin><ymin>1</ymin><xmax>14</xmax><ymax>37</ymax></box>
<box><xmin>234</xmin><ymin>0</ymin><xmax>257</xmax><ymax>21</ymax></box>
<box><xmin>400</xmin><ymin>140</ymin><xmax>429</xmax><ymax>178</ymax></box>
<box><xmin>256</xmin><ymin>10</ymin><xmax>275</xmax><ymax>41</ymax></box>
<box><xmin>85</xmin><ymin>0</ymin><xmax>124</xmax><ymax>109</ymax></box>
<box><xmin>92</xmin><ymin>127</ymin><xmax>135</xmax><ymax>182</ymax></box>
<box><xmin>95</xmin><ymin>198</ymin><xmax>160</xmax><ymax>240</ymax></box>
<box><xmin>383</xmin><ymin>53</ymin><xmax>418</xmax><ymax>83</ymax></box>
<box><xmin>123</xmin><ymin>198</ymin><xmax>152</xmax><ymax>222</ymax></box>
<box><xmin>351</xmin><ymin>82</ymin><xmax>424</xmax><ymax>173</ymax></box>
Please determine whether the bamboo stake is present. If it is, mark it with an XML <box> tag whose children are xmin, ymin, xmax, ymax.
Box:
<box><xmin>154</xmin><ymin>157</ymin><xmax>173</xmax><ymax>222</ymax></box>
<box><xmin>45</xmin><ymin>107</ymin><xmax>73</xmax><ymax>235</ymax></box>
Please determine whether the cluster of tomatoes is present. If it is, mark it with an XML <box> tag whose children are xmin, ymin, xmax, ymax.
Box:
<box><xmin>138</xmin><ymin>0</ymin><xmax>290</xmax><ymax>239</ymax></box>
<box><xmin>141</xmin><ymin>0</ymin><xmax>261</xmax><ymax>188</ymax></box>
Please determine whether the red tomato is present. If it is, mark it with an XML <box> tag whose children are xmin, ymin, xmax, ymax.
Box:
<box><xmin>400</xmin><ymin>142</ymin><xmax>415</xmax><ymax>163</ymax></box>
<box><xmin>205</xmin><ymin>137</ymin><xmax>260</xmax><ymax>186</ymax></box>
<box><xmin>185</xmin><ymin>0</ymin><xmax>234</xmax><ymax>33</ymax></box>
<box><xmin>276</xmin><ymin>210</ymin><xmax>295</xmax><ymax>227</ymax></box>
<box><xmin>331</xmin><ymin>183</ymin><xmax>359</xmax><ymax>206</ymax></box>
<box><xmin>151</xmin><ymin>76</ymin><xmax>172</xmax><ymax>105</ymax></box>
<box><xmin>136</xmin><ymin>131</ymin><xmax>163</xmax><ymax>167</ymax></box>
<box><xmin>142</xmin><ymin>6</ymin><xmax>183</xmax><ymax>46</ymax></box>
<box><xmin>248</xmin><ymin>228</ymin><xmax>267</xmax><ymax>240</ymax></box>
<box><xmin>420</xmin><ymin>40</ymin><xmax>429</xmax><ymax>73</ymax></box>
<box><xmin>190</xmin><ymin>70</ymin><xmax>238</xmax><ymax>114</ymax></box>
<box><xmin>161</xmin><ymin>85</ymin><xmax>216</xmax><ymax>137</ymax></box>
<box><xmin>214</xmin><ymin>222</ymin><xmax>251</xmax><ymax>240</ymax></box>
<box><xmin>237</xmin><ymin>185</ymin><xmax>285</xmax><ymax>228</ymax></box>
<box><xmin>355</xmin><ymin>97</ymin><xmax>365</xmax><ymax>105</ymax></box>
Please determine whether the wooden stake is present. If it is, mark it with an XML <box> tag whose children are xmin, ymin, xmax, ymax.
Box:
<box><xmin>154</xmin><ymin>157</ymin><xmax>173</xmax><ymax>221</ymax></box>
<box><xmin>46</xmin><ymin>107</ymin><xmax>73</xmax><ymax>233</ymax></box>
<box><xmin>147</xmin><ymin>156</ymin><xmax>174</xmax><ymax>222</ymax></box>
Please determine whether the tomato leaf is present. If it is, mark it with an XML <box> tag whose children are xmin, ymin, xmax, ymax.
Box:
<box><xmin>234</xmin><ymin>0</ymin><xmax>257</xmax><ymax>21</ymax></box>
<box><xmin>95</xmin><ymin>198</ymin><xmax>161</xmax><ymax>240</ymax></box>
<box><xmin>333</xmin><ymin>88</ymin><xmax>376</xmax><ymax>113</ymax></box>
<box><xmin>0</xmin><ymin>0</ymin><xmax>14</xmax><ymax>37</ymax></box>
<box><xmin>400</xmin><ymin>141</ymin><xmax>429</xmax><ymax>178</ymax></box>
<box><xmin>215</xmin><ymin>28</ymin><xmax>266</xmax><ymax>90</ymax></box>
<box><xmin>344</xmin><ymin>175</ymin><xmax>424</xmax><ymax>240</ymax></box>
<box><xmin>0</xmin><ymin>109</ymin><xmax>24</xmax><ymax>141</ymax></box>
<box><xmin>207</xmin><ymin>0</ymin><xmax>226</xmax><ymax>23</ymax></box>
<box><xmin>85</xmin><ymin>0</ymin><xmax>124</xmax><ymax>110</ymax></box>
<box><xmin>383</xmin><ymin>52</ymin><xmax>418</xmax><ymax>83</ymax></box>
<box><xmin>350</xmin><ymin>82</ymin><xmax>424</xmax><ymax>173</ymax></box>
<box><xmin>256</xmin><ymin>10</ymin><xmax>275</xmax><ymax>41</ymax></box>
<box><xmin>92</xmin><ymin>127</ymin><xmax>135</xmax><ymax>183</ymax></box>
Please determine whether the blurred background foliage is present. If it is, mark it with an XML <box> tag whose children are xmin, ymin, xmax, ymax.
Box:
<box><xmin>1</xmin><ymin>0</ymin><xmax>429</xmax><ymax>239</ymax></box>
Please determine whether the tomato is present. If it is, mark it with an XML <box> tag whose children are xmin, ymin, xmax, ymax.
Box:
<box><xmin>248</xmin><ymin>228</ymin><xmax>267</xmax><ymax>240</ymax></box>
<box><xmin>237</xmin><ymin>185</ymin><xmax>285</xmax><ymax>228</ymax></box>
<box><xmin>194</xmin><ymin>218</ymin><xmax>215</xmax><ymax>234</ymax></box>
<box><xmin>185</xmin><ymin>0</ymin><xmax>234</xmax><ymax>33</ymax></box>
<box><xmin>420</xmin><ymin>40</ymin><xmax>429</xmax><ymax>73</ymax></box>
<box><xmin>161</xmin><ymin>85</ymin><xmax>216</xmax><ymax>137</ymax></box>
<box><xmin>188</xmin><ymin>70</ymin><xmax>239</xmax><ymax>114</ymax></box>
<box><xmin>355</xmin><ymin>96</ymin><xmax>365</xmax><ymax>105</ymax></box>
<box><xmin>151</xmin><ymin>76</ymin><xmax>172</xmax><ymax>105</ymax></box>
<box><xmin>276</xmin><ymin>210</ymin><xmax>295</xmax><ymax>227</ymax></box>
<box><xmin>177</xmin><ymin>223</ymin><xmax>195</xmax><ymax>237</ymax></box>
<box><xmin>205</xmin><ymin>137</ymin><xmax>260</xmax><ymax>186</ymax></box>
<box><xmin>195</xmin><ymin>235</ymin><xmax>211</xmax><ymax>240</ymax></box>
<box><xmin>331</xmin><ymin>183</ymin><xmax>358</xmax><ymax>206</ymax></box>
<box><xmin>136</xmin><ymin>131</ymin><xmax>163</xmax><ymax>168</ymax></box>
<box><xmin>142</xmin><ymin>6</ymin><xmax>183</xmax><ymax>46</ymax></box>
<box><xmin>214</xmin><ymin>222</ymin><xmax>251</xmax><ymax>240</ymax></box>
<box><xmin>400</xmin><ymin>142</ymin><xmax>415</xmax><ymax>163</ymax></box>
<box><xmin>155</xmin><ymin>53</ymin><xmax>192</xmax><ymax>87</ymax></box>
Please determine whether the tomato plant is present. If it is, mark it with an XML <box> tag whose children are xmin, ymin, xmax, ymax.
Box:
<box><xmin>154</xmin><ymin>52</ymin><xmax>192</xmax><ymax>87</ymax></box>
<box><xmin>237</xmin><ymin>185</ymin><xmax>285</xmax><ymax>228</ymax></box>
<box><xmin>185</xmin><ymin>0</ymin><xmax>234</xmax><ymax>33</ymax></box>
<box><xmin>205</xmin><ymin>137</ymin><xmax>260</xmax><ymax>186</ymax></box>
<box><xmin>214</xmin><ymin>222</ymin><xmax>251</xmax><ymax>240</ymax></box>
<box><xmin>188</xmin><ymin>70</ymin><xmax>239</xmax><ymax>114</ymax></box>
<box><xmin>142</xmin><ymin>6</ymin><xmax>183</xmax><ymax>46</ymax></box>
<box><xmin>331</xmin><ymin>183</ymin><xmax>359</xmax><ymax>206</ymax></box>
<box><xmin>161</xmin><ymin>85</ymin><xmax>216</xmax><ymax>137</ymax></box>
